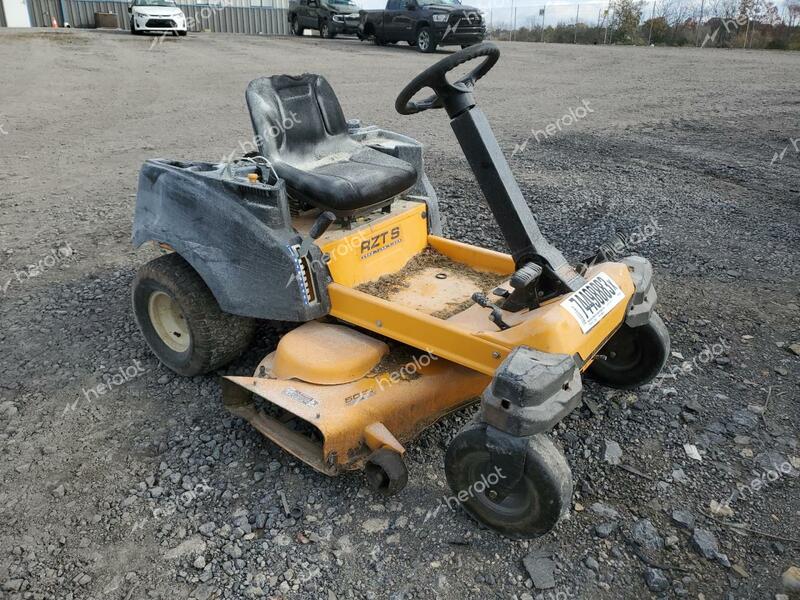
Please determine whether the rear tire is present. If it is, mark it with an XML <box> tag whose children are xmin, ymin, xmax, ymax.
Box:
<box><xmin>586</xmin><ymin>312</ymin><xmax>670</xmax><ymax>389</ymax></box>
<box><xmin>291</xmin><ymin>16</ymin><xmax>304</xmax><ymax>36</ymax></box>
<box><xmin>320</xmin><ymin>20</ymin><xmax>335</xmax><ymax>38</ymax></box>
<box><xmin>445</xmin><ymin>422</ymin><xmax>572</xmax><ymax>538</ymax></box>
<box><xmin>416</xmin><ymin>26</ymin><xmax>436</xmax><ymax>52</ymax></box>
<box><xmin>373</xmin><ymin>35</ymin><xmax>386</xmax><ymax>46</ymax></box>
<box><xmin>132</xmin><ymin>253</ymin><xmax>256</xmax><ymax>377</ymax></box>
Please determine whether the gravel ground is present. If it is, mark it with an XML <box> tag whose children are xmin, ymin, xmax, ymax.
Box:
<box><xmin>1</xmin><ymin>29</ymin><xmax>799</xmax><ymax>600</ymax></box>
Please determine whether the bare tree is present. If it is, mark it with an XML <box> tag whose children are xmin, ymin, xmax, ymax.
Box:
<box><xmin>718</xmin><ymin>0</ymin><xmax>739</xmax><ymax>18</ymax></box>
<box><xmin>661</xmin><ymin>0</ymin><xmax>694</xmax><ymax>39</ymax></box>
<box><xmin>789</xmin><ymin>0</ymin><xmax>800</xmax><ymax>27</ymax></box>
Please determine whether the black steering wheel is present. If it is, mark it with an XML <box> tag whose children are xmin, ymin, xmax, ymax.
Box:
<box><xmin>395</xmin><ymin>42</ymin><xmax>501</xmax><ymax>116</ymax></box>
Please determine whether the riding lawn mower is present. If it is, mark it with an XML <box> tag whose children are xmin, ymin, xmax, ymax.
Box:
<box><xmin>131</xmin><ymin>42</ymin><xmax>669</xmax><ymax>538</ymax></box>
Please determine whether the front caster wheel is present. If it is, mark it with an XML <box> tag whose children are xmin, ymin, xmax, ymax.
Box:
<box><xmin>445</xmin><ymin>422</ymin><xmax>572</xmax><ymax>538</ymax></box>
<box><xmin>587</xmin><ymin>311</ymin><xmax>670</xmax><ymax>390</ymax></box>
<box><xmin>132</xmin><ymin>253</ymin><xmax>256</xmax><ymax>377</ymax></box>
<box><xmin>364</xmin><ymin>448</ymin><xmax>408</xmax><ymax>496</ymax></box>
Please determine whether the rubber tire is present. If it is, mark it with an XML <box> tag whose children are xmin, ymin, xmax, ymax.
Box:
<box><xmin>364</xmin><ymin>448</ymin><xmax>408</xmax><ymax>496</ymax></box>
<box><xmin>132</xmin><ymin>253</ymin><xmax>256</xmax><ymax>377</ymax></box>
<box><xmin>416</xmin><ymin>26</ymin><xmax>436</xmax><ymax>53</ymax></box>
<box><xmin>130</xmin><ymin>18</ymin><xmax>141</xmax><ymax>35</ymax></box>
<box><xmin>445</xmin><ymin>422</ymin><xmax>572</xmax><ymax>538</ymax></box>
<box><xmin>291</xmin><ymin>17</ymin><xmax>304</xmax><ymax>36</ymax></box>
<box><xmin>320</xmin><ymin>21</ymin><xmax>334</xmax><ymax>39</ymax></box>
<box><xmin>373</xmin><ymin>35</ymin><xmax>386</xmax><ymax>46</ymax></box>
<box><xmin>586</xmin><ymin>311</ymin><xmax>670</xmax><ymax>390</ymax></box>
<box><xmin>178</xmin><ymin>30</ymin><xmax>187</xmax><ymax>36</ymax></box>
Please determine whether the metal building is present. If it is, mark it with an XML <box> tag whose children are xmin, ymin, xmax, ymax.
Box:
<box><xmin>1</xmin><ymin>0</ymin><xmax>290</xmax><ymax>34</ymax></box>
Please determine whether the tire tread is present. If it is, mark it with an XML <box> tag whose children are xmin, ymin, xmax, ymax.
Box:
<box><xmin>133</xmin><ymin>253</ymin><xmax>256</xmax><ymax>376</ymax></box>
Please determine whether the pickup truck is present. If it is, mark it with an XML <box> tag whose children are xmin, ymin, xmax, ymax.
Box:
<box><xmin>288</xmin><ymin>0</ymin><xmax>361</xmax><ymax>38</ymax></box>
<box><xmin>359</xmin><ymin>0</ymin><xmax>486</xmax><ymax>53</ymax></box>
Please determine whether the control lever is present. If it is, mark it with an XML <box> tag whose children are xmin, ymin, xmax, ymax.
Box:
<box><xmin>472</xmin><ymin>292</ymin><xmax>510</xmax><ymax>331</ymax></box>
<box><xmin>298</xmin><ymin>211</ymin><xmax>336</xmax><ymax>256</ymax></box>
<box><xmin>501</xmin><ymin>262</ymin><xmax>543</xmax><ymax>312</ymax></box>
<box><xmin>577</xmin><ymin>233</ymin><xmax>629</xmax><ymax>274</ymax></box>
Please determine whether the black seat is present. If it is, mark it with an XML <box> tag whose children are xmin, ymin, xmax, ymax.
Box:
<box><xmin>245</xmin><ymin>74</ymin><xmax>418</xmax><ymax>217</ymax></box>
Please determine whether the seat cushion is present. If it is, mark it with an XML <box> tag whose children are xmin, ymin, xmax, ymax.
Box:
<box><xmin>246</xmin><ymin>74</ymin><xmax>418</xmax><ymax>216</ymax></box>
<box><xmin>274</xmin><ymin>146</ymin><xmax>417</xmax><ymax>214</ymax></box>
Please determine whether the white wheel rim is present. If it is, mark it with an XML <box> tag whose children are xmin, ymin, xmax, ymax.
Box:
<box><xmin>419</xmin><ymin>31</ymin><xmax>429</xmax><ymax>50</ymax></box>
<box><xmin>148</xmin><ymin>291</ymin><xmax>191</xmax><ymax>353</ymax></box>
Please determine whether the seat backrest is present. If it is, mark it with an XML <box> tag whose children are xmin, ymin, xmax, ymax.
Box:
<box><xmin>245</xmin><ymin>74</ymin><xmax>349</xmax><ymax>163</ymax></box>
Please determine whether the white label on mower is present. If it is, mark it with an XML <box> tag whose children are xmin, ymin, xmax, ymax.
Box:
<box><xmin>561</xmin><ymin>272</ymin><xmax>625</xmax><ymax>334</ymax></box>
<box><xmin>282</xmin><ymin>387</ymin><xmax>319</xmax><ymax>407</ymax></box>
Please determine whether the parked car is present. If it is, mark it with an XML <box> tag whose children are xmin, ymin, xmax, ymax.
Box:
<box><xmin>359</xmin><ymin>0</ymin><xmax>485</xmax><ymax>53</ymax></box>
<box><xmin>288</xmin><ymin>0</ymin><xmax>361</xmax><ymax>38</ymax></box>
<box><xmin>128</xmin><ymin>0</ymin><xmax>187</xmax><ymax>36</ymax></box>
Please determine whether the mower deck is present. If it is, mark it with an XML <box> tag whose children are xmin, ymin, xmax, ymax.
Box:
<box><xmin>224</xmin><ymin>347</ymin><xmax>489</xmax><ymax>473</ymax></box>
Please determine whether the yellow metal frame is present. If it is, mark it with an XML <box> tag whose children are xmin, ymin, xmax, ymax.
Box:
<box><xmin>225</xmin><ymin>201</ymin><xmax>638</xmax><ymax>474</ymax></box>
<box><xmin>328</xmin><ymin>283</ymin><xmax>512</xmax><ymax>375</ymax></box>
<box><xmin>325</xmin><ymin>226</ymin><xmax>634</xmax><ymax>375</ymax></box>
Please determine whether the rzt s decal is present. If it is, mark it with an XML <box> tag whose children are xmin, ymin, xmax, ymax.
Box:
<box><xmin>360</xmin><ymin>227</ymin><xmax>401</xmax><ymax>259</ymax></box>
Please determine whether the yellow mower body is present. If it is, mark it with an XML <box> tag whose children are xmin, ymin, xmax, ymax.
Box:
<box><xmin>223</xmin><ymin>198</ymin><xmax>635</xmax><ymax>473</ymax></box>
<box><xmin>134</xmin><ymin>61</ymin><xmax>669</xmax><ymax>537</ymax></box>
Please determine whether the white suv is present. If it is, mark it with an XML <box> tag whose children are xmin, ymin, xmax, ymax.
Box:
<box><xmin>129</xmin><ymin>0</ymin><xmax>187</xmax><ymax>36</ymax></box>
